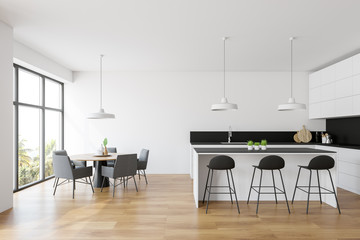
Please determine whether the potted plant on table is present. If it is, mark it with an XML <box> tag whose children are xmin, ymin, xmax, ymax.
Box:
<box><xmin>247</xmin><ymin>140</ymin><xmax>254</xmax><ymax>150</ymax></box>
<box><xmin>103</xmin><ymin>138</ymin><xmax>108</xmax><ymax>155</ymax></box>
<box><xmin>254</xmin><ymin>142</ymin><xmax>260</xmax><ymax>150</ymax></box>
<box><xmin>261</xmin><ymin>139</ymin><xmax>267</xmax><ymax>150</ymax></box>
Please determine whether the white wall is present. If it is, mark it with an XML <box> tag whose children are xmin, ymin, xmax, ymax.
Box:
<box><xmin>64</xmin><ymin>71</ymin><xmax>325</xmax><ymax>174</ymax></box>
<box><xmin>0</xmin><ymin>21</ymin><xmax>13</xmax><ymax>212</ymax></box>
<box><xmin>13</xmin><ymin>41</ymin><xmax>73</xmax><ymax>83</ymax></box>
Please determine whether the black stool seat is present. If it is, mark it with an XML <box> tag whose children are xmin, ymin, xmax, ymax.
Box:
<box><xmin>202</xmin><ymin>155</ymin><xmax>239</xmax><ymax>214</ymax></box>
<box><xmin>247</xmin><ymin>155</ymin><xmax>290</xmax><ymax>214</ymax></box>
<box><xmin>292</xmin><ymin>155</ymin><xmax>341</xmax><ymax>214</ymax></box>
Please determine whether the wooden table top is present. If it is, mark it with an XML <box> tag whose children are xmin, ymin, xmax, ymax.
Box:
<box><xmin>70</xmin><ymin>153</ymin><xmax>136</xmax><ymax>161</ymax></box>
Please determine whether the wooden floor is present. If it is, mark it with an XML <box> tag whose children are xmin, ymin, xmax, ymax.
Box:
<box><xmin>0</xmin><ymin>175</ymin><xmax>360</xmax><ymax>239</ymax></box>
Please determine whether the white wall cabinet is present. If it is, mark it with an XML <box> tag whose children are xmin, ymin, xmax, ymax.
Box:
<box><xmin>309</xmin><ymin>52</ymin><xmax>360</xmax><ymax>119</ymax></box>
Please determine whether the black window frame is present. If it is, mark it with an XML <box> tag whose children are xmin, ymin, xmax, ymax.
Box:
<box><xmin>13</xmin><ymin>64</ymin><xmax>64</xmax><ymax>192</ymax></box>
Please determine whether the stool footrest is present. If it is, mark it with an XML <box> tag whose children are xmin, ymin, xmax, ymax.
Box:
<box><xmin>251</xmin><ymin>186</ymin><xmax>286</xmax><ymax>194</ymax></box>
<box><xmin>295</xmin><ymin>186</ymin><xmax>335</xmax><ymax>194</ymax></box>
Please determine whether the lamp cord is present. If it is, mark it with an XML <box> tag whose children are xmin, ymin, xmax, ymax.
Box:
<box><xmin>223</xmin><ymin>37</ymin><xmax>226</xmax><ymax>98</ymax></box>
<box><xmin>100</xmin><ymin>54</ymin><xmax>103</xmax><ymax>109</ymax></box>
<box><xmin>290</xmin><ymin>38</ymin><xmax>293</xmax><ymax>98</ymax></box>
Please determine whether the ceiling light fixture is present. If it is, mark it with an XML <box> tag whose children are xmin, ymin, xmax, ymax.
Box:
<box><xmin>278</xmin><ymin>37</ymin><xmax>306</xmax><ymax>111</ymax></box>
<box><xmin>87</xmin><ymin>54</ymin><xmax>115</xmax><ymax>119</ymax></box>
<box><xmin>211</xmin><ymin>37</ymin><xmax>238</xmax><ymax>111</ymax></box>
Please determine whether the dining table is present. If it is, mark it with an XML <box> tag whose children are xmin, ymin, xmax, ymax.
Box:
<box><xmin>70</xmin><ymin>153</ymin><xmax>135</xmax><ymax>188</ymax></box>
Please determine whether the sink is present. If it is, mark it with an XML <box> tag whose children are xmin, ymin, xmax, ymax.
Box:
<box><xmin>220</xmin><ymin>142</ymin><xmax>247</xmax><ymax>145</ymax></box>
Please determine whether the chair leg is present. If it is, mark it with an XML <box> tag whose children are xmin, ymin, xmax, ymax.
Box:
<box><xmin>271</xmin><ymin>170</ymin><xmax>278</xmax><ymax>204</ymax></box>
<box><xmin>143</xmin><ymin>170</ymin><xmax>148</xmax><ymax>184</ymax></box>
<box><xmin>123</xmin><ymin>177</ymin><xmax>126</xmax><ymax>188</ymax></box>
<box><xmin>89</xmin><ymin>177</ymin><xmax>94</xmax><ymax>193</ymax></box>
<box><xmin>327</xmin><ymin>169</ymin><xmax>341</xmax><ymax>214</ymax></box>
<box><xmin>202</xmin><ymin>168</ymin><xmax>211</xmax><ymax>204</ymax></box>
<box><xmin>73</xmin><ymin>179</ymin><xmax>75</xmax><ymax>199</ymax></box>
<box><xmin>229</xmin><ymin>169</ymin><xmax>240</xmax><ymax>214</ymax></box>
<box><xmin>113</xmin><ymin>178</ymin><xmax>116</xmax><ymax>198</ymax></box>
<box><xmin>53</xmin><ymin>178</ymin><xmax>59</xmax><ymax>196</ymax></box>
<box><xmin>225</xmin><ymin>170</ymin><xmax>233</xmax><ymax>204</ymax></box>
<box><xmin>133</xmin><ymin>175</ymin><xmax>138</xmax><ymax>192</ymax></box>
<box><xmin>247</xmin><ymin>167</ymin><xmax>256</xmax><ymax>204</ymax></box>
<box><xmin>316</xmin><ymin>170</ymin><xmax>322</xmax><ymax>204</ymax></box>
<box><xmin>306</xmin><ymin>170</ymin><xmax>312</xmax><ymax>214</ymax></box>
<box><xmin>101</xmin><ymin>177</ymin><xmax>106</xmax><ymax>192</ymax></box>
<box><xmin>206</xmin><ymin>169</ymin><xmax>214</xmax><ymax>214</ymax></box>
<box><xmin>256</xmin><ymin>170</ymin><xmax>263</xmax><ymax>214</ymax></box>
<box><xmin>53</xmin><ymin>177</ymin><xmax>57</xmax><ymax>188</ymax></box>
<box><xmin>292</xmin><ymin>167</ymin><xmax>302</xmax><ymax>204</ymax></box>
<box><xmin>279</xmin><ymin>170</ymin><xmax>291</xmax><ymax>214</ymax></box>
<box><xmin>138</xmin><ymin>170</ymin><xmax>141</xmax><ymax>180</ymax></box>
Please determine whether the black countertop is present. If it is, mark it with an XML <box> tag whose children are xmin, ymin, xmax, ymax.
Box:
<box><xmin>194</xmin><ymin>147</ymin><xmax>336</xmax><ymax>154</ymax></box>
<box><xmin>191</xmin><ymin>142</ymin><xmax>360</xmax><ymax>150</ymax></box>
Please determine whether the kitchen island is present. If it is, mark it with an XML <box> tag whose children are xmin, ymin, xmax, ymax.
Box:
<box><xmin>192</xmin><ymin>147</ymin><xmax>337</xmax><ymax>208</ymax></box>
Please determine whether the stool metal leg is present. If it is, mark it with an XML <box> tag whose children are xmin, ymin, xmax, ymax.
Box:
<box><xmin>279</xmin><ymin>170</ymin><xmax>291</xmax><ymax>214</ymax></box>
<box><xmin>327</xmin><ymin>169</ymin><xmax>341</xmax><ymax>214</ymax></box>
<box><xmin>256</xmin><ymin>169</ymin><xmax>263</xmax><ymax>214</ymax></box>
<box><xmin>202</xmin><ymin>168</ymin><xmax>211</xmax><ymax>204</ymax></box>
<box><xmin>226</xmin><ymin>170</ymin><xmax>233</xmax><ymax>204</ymax></box>
<box><xmin>292</xmin><ymin>167</ymin><xmax>302</xmax><ymax>204</ymax></box>
<box><xmin>247</xmin><ymin>167</ymin><xmax>256</xmax><ymax>204</ymax></box>
<box><xmin>206</xmin><ymin>169</ymin><xmax>214</xmax><ymax>214</ymax></box>
<box><xmin>306</xmin><ymin>170</ymin><xmax>312</xmax><ymax>214</ymax></box>
<box><xmin>316</xmin><ymin>170</ymin><xmax>322</xmax><ymax>204</ymax></box>
<box><xmin>229</xmin><ymin>169</ymin><xmax>240</xmax><ymax>214</ymax></box>
<box><xmin>271</xmin><ymin>170</ymin><xmax>278</xmax><ymax>204</ymax></box>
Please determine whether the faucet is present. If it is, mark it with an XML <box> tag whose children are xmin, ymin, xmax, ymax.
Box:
<box><xmin>228</xmin><ymin>125</ymin><xmax>232</xmax><ymax>143</ymax></box>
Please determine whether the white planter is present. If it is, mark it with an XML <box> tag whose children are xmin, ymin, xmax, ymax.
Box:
<box><xmin>254</xmin><ymin>145</ymin><xmax>260</xmax><ymax>150</ymax></box>
<box><xmin>261</xmin><ymin>145</ymin><xmax>267</xmax><ymax>150</ymax></box>
<box><xmin>247</xmin><ymin>145</ymin><xmax>253</xmax><ymax>150</ymax></box>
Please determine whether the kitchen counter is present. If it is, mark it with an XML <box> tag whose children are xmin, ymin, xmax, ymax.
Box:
<box><xmin>191</xmin><ymin>146</ymin><xmax>338</xmax><ymax>209</ymax></box>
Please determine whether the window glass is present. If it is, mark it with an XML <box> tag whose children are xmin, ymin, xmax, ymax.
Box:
<box><xmin>18</xmin><ymin>106</ymin><xmax>41</xmax><ymax>187</ymax></box>
<box><xmin>45</xmin><ymin>110</ymin><xmax>61</xmax><ymax>177</ymax></box>
<box><xmin>18</xmin><ymin>69</ymin><xmax>41</xmax><ymax>105</ymax></box>
<box><xmin>45</xmin><ymin>79</ymin><xmax>61</xmax><ymax>109</ymax></box>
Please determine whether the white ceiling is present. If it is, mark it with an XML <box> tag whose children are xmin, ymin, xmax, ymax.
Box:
<box><xmin>1</xmin><ymin>0</ymin><xmax>360</xmax><ymax>72</ymax></box>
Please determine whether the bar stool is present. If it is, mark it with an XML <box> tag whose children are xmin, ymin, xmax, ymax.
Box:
<box><xmin>202</xmin><ymin>155</ymin><xmax>240</xmax><ymax>214</ymax></box>
<box><xmin>291</xmin><ymin>155</ymin><xmax>341</xmax><ymax>214</ymax></box>
<box><xmin>247</xmin><ymin>155</ymin><xmax>290</xmax><ymax>214</ymax></box>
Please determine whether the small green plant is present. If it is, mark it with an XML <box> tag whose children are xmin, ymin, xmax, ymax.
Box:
<box><xmin>261</xmin><ymin>139</ymin><xmax>267</xmax><ymax>146</ymax></box>
<box><xmin>247</xmin><ymin>140</ymin><xmax>254</xmax><ymax>146</ymax></box>
<box><xmin>103</xmin><ymin>138</ymin><xmax>108</xmax><ymax>147</ymax></box>
<box><xmin>254</xmin><ymin>142</ymin><xmax>260</xmax><ymax>146</ymax></box>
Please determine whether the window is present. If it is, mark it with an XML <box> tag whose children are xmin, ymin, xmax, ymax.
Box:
<box><xmin>13</xmin><ymin>64</ymin><xmax>64</xmax><ymax>191</ymax></box>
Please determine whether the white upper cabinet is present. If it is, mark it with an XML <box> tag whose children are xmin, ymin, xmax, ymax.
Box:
<box><xmin>336</xmin><ymin>76</ymin><xmax>353</xmax><ymax>98</ymax></box>
<box><xmin>309</xmin><ymin>53</ymin><xmax>360</xmax><ymax>119</ymax></box>
<box><xmin>336</xmin><ymin>58</ymin><xmax>353</xmax><ymax>80</ymax></box>
<box><xmin>353</xmin><ymin>53</ymin><xmax>360</xmax><ymax>75</ymax></box>
<box><xmin>321</xmin><ymin>65</ymin><xmax>336</xmax><ymax>85</ymax></box>
<box><xmin>309</xmin><ymin>71</ymin><xmax>322</xmax><ymax>89</ymax></box>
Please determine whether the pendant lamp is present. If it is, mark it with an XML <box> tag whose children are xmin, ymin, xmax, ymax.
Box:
<box><xmin>211</xmin><ymin>37</ymin><xmax>238</xmax><ymax>111</ymax></box>
<box><xmin>87</xmin><ymin>55</ymin><xmax>115</xmax><ymax>119</ymax></box>
<box><xmin>278</xmin><ymin>37</ymin><xmax>306</xmax><ymax>111</ymax></box>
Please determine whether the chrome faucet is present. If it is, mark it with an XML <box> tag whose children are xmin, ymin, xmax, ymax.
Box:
<box><xmin>228</xmin><ymin>125</ymin><xmax>232</xmax><ymax>143</ymax></box>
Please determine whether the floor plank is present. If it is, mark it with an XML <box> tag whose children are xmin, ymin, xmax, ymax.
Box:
<box><xmin>0</xmin><ymin>174</ymin><xmax>359</xmax><ymax>239</ymax></box>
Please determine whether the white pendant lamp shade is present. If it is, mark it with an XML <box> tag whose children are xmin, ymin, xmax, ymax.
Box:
<box><xmin>211</xmin><ymin>37</ymin><xmax>238</xmax><ymax>111</ymax></box>
<box><xmin>278</xmin><ymin>97</ymin><xmax>306</xmax><ymax>111</ymax></box>
<box><xmin>211</xmin><ymin>97</ymin><xmax>238</xmax><ymax>111</ymax></box>
<box><xmin>87</xmin><ymin>55</ymin><xmax>115</xmax><ymax>119</ymax></box>
<box><xmin>277</xmin><ymin>37</ymin><xmax>306</xmax><ymax>111</ymax></box>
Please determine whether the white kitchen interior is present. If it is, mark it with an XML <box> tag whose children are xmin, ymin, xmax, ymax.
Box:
<box><xmin>1</xmin><ymin>0</ymin><xmax>360</xmax><ymax>239</ymax></box>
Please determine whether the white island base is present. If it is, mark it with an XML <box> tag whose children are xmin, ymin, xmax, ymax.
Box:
<box><xmin>192</xmin><ymin>148</ymin><xmax>337</xmax><ymax>209</ymax></box>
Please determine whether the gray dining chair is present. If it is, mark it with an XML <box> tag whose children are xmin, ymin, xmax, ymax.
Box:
<box><xmin>52</xmin><ymin>153</ymin><xmax>94</xmax><ymax>199</ymax></box>
<box><xmin>106</xmin><ymin>147</ymin><xmax>117</xmax><ymax>167</ymax></box>
<box><xmin>137</xmin><ymin>149</ymin><xmax>149</xmax><ymax>184</ymax></box>
<box><xmin>101</xmin><ymin>154</ymin><xmax>138</xmax><ymax>197</ymax></box>
<box><xmin>52</xmin><ymin>150</ymin><xmax>87</xmax><ymax>187</ymax></box>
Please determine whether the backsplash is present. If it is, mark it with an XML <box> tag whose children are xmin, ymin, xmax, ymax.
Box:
<box><xmin>326</xmin><ymin>117</ymin><xmax>360</xmax><ymax>146</ymax></box>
